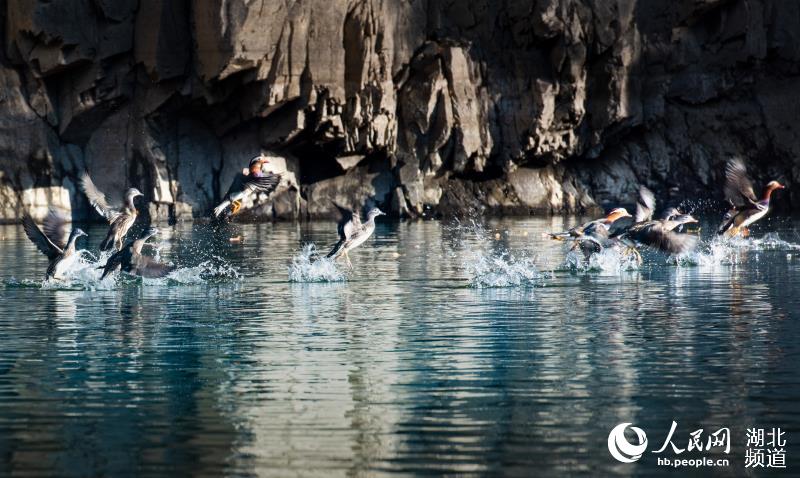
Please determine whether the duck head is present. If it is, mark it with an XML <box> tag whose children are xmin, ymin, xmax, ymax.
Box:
<box><xmin>604</xmin><ymin>207</ymin><xmax>631</xmax><ymax>224</ymax></box>
<box><xmin>70</xmin><ymin>228</ymin><xmax>88</xmax><ymax>242</ymax></box>
<box><xmin>248</xmin><ymin>155</ymin><xmax>269</xmax><ymax>175</ymax></box>
<box><xmin>125</xmin><ymin>188</ymin><xmax>144</xmax><ymax>207</ymax></box>
<box><xmin>367</xmin><ymin>208</ymin><xmax>386</xmax><ymax>220</ymax></box>
<box><xmin>763</xmin><ymin>181</ymin><xmax>786</xmax><ymax>201</ymax></box>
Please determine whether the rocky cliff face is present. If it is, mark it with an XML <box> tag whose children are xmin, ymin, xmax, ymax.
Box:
<box><xmin>1</xmin><ymin>0</ymin><xmax>798</xmax><ymax>222</ymax></box>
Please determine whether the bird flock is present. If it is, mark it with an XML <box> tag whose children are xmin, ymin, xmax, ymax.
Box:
<box><xmin>20</xmin><ymin>156</ymin><xmax>784</xmax><ymax>281</ymax></box>
<box><xmin>545</xmin><ymin>158</ymin><xmax>785</xmax><ymax>262</ymax></box>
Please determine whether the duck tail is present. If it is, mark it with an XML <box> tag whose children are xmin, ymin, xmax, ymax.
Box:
<box><xmin>326</xmin><ymin>240</ymin><xmax>344</xmax><ymax>259</ymax></box>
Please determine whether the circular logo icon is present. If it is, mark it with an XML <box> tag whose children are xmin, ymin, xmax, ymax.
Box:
<box><xmin>608</xmin><ymin>423</ymin><xmax>648</xmax><ymax>463</ymax></box>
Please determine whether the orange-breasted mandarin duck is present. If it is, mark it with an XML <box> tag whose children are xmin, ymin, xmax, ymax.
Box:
<box><xmin>213</xmin><ymin>155</ymin><xmax>281</xmax><ymax>218</ymax></box>
<box><xmin>717</xmin><ymin>158</ymin><xmax>785</xmax><ymax>237</ymax></box>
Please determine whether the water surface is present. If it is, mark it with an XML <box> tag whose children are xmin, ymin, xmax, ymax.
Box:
<box><xmin>1</xmin><ymin>217</ymin><xmax>799</xmax><ymax>476</ymax></box>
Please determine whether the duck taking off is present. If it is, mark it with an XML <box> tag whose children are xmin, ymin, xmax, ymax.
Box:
<box><xmin>326</xmin><ymin>205</ymin><xmax>385</xmax><ymax>267</ymax></box>
<box><xmin>611</xmin><ymin>186</ymin><xmax>699</xmax><ymax>261</ymax></box>
<box><xmin>80</xmin><ymin>172</ymin><xmax>143</xmax><ymax>251</ymax></box>
<box><xmin>717</xmin><ymin>158</ymin><xmax>785</xmax><ymax>237</ymax></box>
<box><xmin>547</xmin><ymin>208</ymin><xmax>633</xmax><ymax>243</ymax></box>
<box><xmin>213</xmin><ymin>156</ymin><xmax>281</xmax><ymax>218</ymax></box>
<box><xmin>22</xmin><ymin>210</ymin><xmax>88</xmax><ymax>280</ymax></box>
<box><xmin>100</xmin><ymin>227</ymin><xmax>175</xmax><ymax>279</ymax></box>
<box><xmin>620</xmin><ymin>214</ymin><xmax>699</xmax><ymax>256</ymax></box>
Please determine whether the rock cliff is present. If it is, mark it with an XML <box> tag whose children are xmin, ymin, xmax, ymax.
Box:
<box><xmin>1</xmin><ymin>0</ymin><xmax>798</xmax><ymax>222</ymax></box>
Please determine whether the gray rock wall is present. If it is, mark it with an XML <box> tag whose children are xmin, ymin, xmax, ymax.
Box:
<box><xmin>1</xmin><ymin>0</ymin><xmax>798</xmax><ymax>222</ymax></box>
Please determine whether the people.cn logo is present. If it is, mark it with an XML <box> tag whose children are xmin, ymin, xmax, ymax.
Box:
<box><xmin>608</xmin><ymin>423</ymin><xmax>648</xmax><ymax>463</ymax></box>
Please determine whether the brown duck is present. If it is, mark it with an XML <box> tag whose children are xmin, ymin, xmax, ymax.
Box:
<box><xmin>80</xmin><ymin>172</ymin><xmax>144</xmax><ymax>251</ymax></box>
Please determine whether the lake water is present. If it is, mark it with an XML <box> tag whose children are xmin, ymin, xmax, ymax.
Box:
<box><xmin>1</xmin><ymin>216</ymin><xmax>799</xmax><ymax>476</ymax></box>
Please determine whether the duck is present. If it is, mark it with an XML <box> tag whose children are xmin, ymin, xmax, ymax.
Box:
<box><xmin>547</xmin><ymin>207</ymin><xmax>633</xmax><ymax>243</ymax></box>
<box><xmin>100</xmin><ymin>227</ymin><xmax>175</xmax><ymax>279</ymax></box>
<box><xmin>612</xmin><ymin>186</ymin><xmax>699</xmax><ymax>261</ymax></box>
<box><xmin>717</xmin><ymin>158</ymin><xmax>785</xmax><ymax>237</ymax></box>
<box><xmin>619</xmin><ymin>214</ymin><xmax>699</xmax><ymax>258</ymax></box>
<box><xmin>568</xmin><ymin>208</ymin><xmax>635</xmax><ymax>258</ymax></box>
<box><xmin>326</xmin><ymin>204</ymin><xmax>385</xmax><ymax>267</ymax></box>
<box><xmin>22</xmin><ymin>209</ymin><xmax>88</xmax><ymax>280</ymax></box>
<box><xmin>213</xmin><ymin>155</ymin><xmax>281</xmax><ymax>218</ymax></box>
<box><xmin>80</xmin><ymin>172</ymin><xmax>144</xmax><ymax>251</ymax></box>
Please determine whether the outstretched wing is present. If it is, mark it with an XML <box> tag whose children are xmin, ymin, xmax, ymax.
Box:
<box><xmin>242</xmin><ymin>173</ymin><xmax>281</xmax><ymax>195</ymax></box>
<box><xmin>80</xmin><ymin>172</ymin><xmax>121</xmax><ymax>223</ymax></box>
<box><xmin>635</xmin><ymin>186</ymin><xmax>656</xmax><ymax>223</ymax></box>
<box><xmin>43</xmin><ymin>209</ymin><xmax>70</xmax><ymax>250</ymax></box>
<box><xmin>333</xmin><ymin>202</ymin><xmax>361</xmax><ymax>240</ymax></box>
<box><xmin>723</xmin><ymin>158</ymin><xmax>758</xmax><ymax>207</ymax></box>
<box><xmin>22</xmin><ymin>215</ymin><xmax>62</xmax><ymax>260</ymax></box>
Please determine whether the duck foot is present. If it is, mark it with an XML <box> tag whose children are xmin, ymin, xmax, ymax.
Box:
<box><xmin>624</xmin><ymin>246</ymin><xmax>643</xmax><ymax>265</ymax></box>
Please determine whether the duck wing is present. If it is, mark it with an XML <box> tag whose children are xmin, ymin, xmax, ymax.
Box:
<box><xmin>225</xmin><ymin>172</ymin><xmax>281</xmax><ymax>198</ymax></box>
<box><xmin>333</xmin><ymin>203</ymin><xmax>361</xmax><ymax>241</ymax></box>
<box><xmin>100</xmin><ymin>248</ymin><xmax>129</xmax><ymax>279</ymax></box>
<box><xmin>723</xmin><ymin>158</ymin><xmax>758</xmax><ymax>208</ymax></box>
<box><xmin>630</xmin><ymin>222</ymin><xmax>698</xmax><ymax>254</ymax></box>
<box><xmin>135</xmin><ymin>256</ymin><xmax>176</xmax><ymax>278</ymax></box>
<box><xmin>22</xmin><ymin>215</ymin><xmax>62</xmax><ymax>260</ymax></box>
<box><xmin>242</xmin><ymin>173</ymin><xmax>281</xmax><ymax>195</ymax></box>
<box><xmin>635</xmin><ymin>186</ymin><xmax>656</xmax><ymax>223</ymax></box>
<box><xmin>608</xmin><ymin>215</ymin><xmax>635</xmax><ymax>238</ymax></box>
<box><xmin>43</xmin><ymin>209</ymin><xmax>70</xmax><ymax>250</ymax></box>
<box><xmin>80</xmin><ymin>172</ymin><xmax>122</xmax><ymax>223</ymax></box>
<box><xmin>580</xmin><ymin>221</ymin><xmax>609</xmax><ymax>244</ymax></box>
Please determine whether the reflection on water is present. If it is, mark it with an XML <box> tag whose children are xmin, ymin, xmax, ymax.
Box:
<box><xmin>1</xmin><ymin>217</ymin><xmax>799</xmax><ymax>476</ymax></box>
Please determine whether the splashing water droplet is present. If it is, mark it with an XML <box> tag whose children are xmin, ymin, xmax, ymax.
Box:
<box><xmin>288</xmin><ymin>244</ymin><xmax>347</xmax><ymax>282</ymax></box>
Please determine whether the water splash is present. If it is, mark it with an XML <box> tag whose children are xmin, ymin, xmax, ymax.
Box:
<box><xmin>750</xmin><ymin>232</ymin><xmax>800</xmax><ymax>251</ymax></box>
<box><xmin>288</xmin><ymin>244</ymin><xmax>347</xmax><ymax>282</ymax></box>
<box><xmin>3</xmin><ymin>250</ymin><xmax>239</xmax><ymax>289</ymax></box>
<box><xmin>563</xmin><ymin>246</ymin><xmax>640</xmax><ymax>273</ymax></box>
<box><xmin>465</xmin><ymin>249</ymin><xmax>544</xmax><ymax>288</ymax></box>
<box><xmin>679</xmin><ymin>232</ymin><xmax>800</xmax><ymax>267</ymax></box>
<box><xmin>447</xmin><ymin>218</ymin><xmax>545</xmax><ymax>288</ymax></box>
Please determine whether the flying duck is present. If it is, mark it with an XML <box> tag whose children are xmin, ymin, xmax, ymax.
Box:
<box><xmin>80</xmin><ymin>172</ymin><xmax>144</xmax><ymax>251</ymax></box>
<box><xmin>22</xmin><ymin>210</ymin><xmax>87</xmax><ymax>280</ymax></box>
<box><xmin>100</xmin><ymin>227</ymin><xmax>175</xmax><ymax>279</ymax></box>
<box><xmin>717</xmin><ymin>158</ymin><xmax>785</xmax><ymax>237</ymax></box>
<box><xmin>326</xmin><ymin>204</ymin><xmax>385</xmax><ymax>267</ymax></box>
<box><xmin>213</xmin><ymin>155</ymin><xmax>281</xmax><ymax>218</ymax></box>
